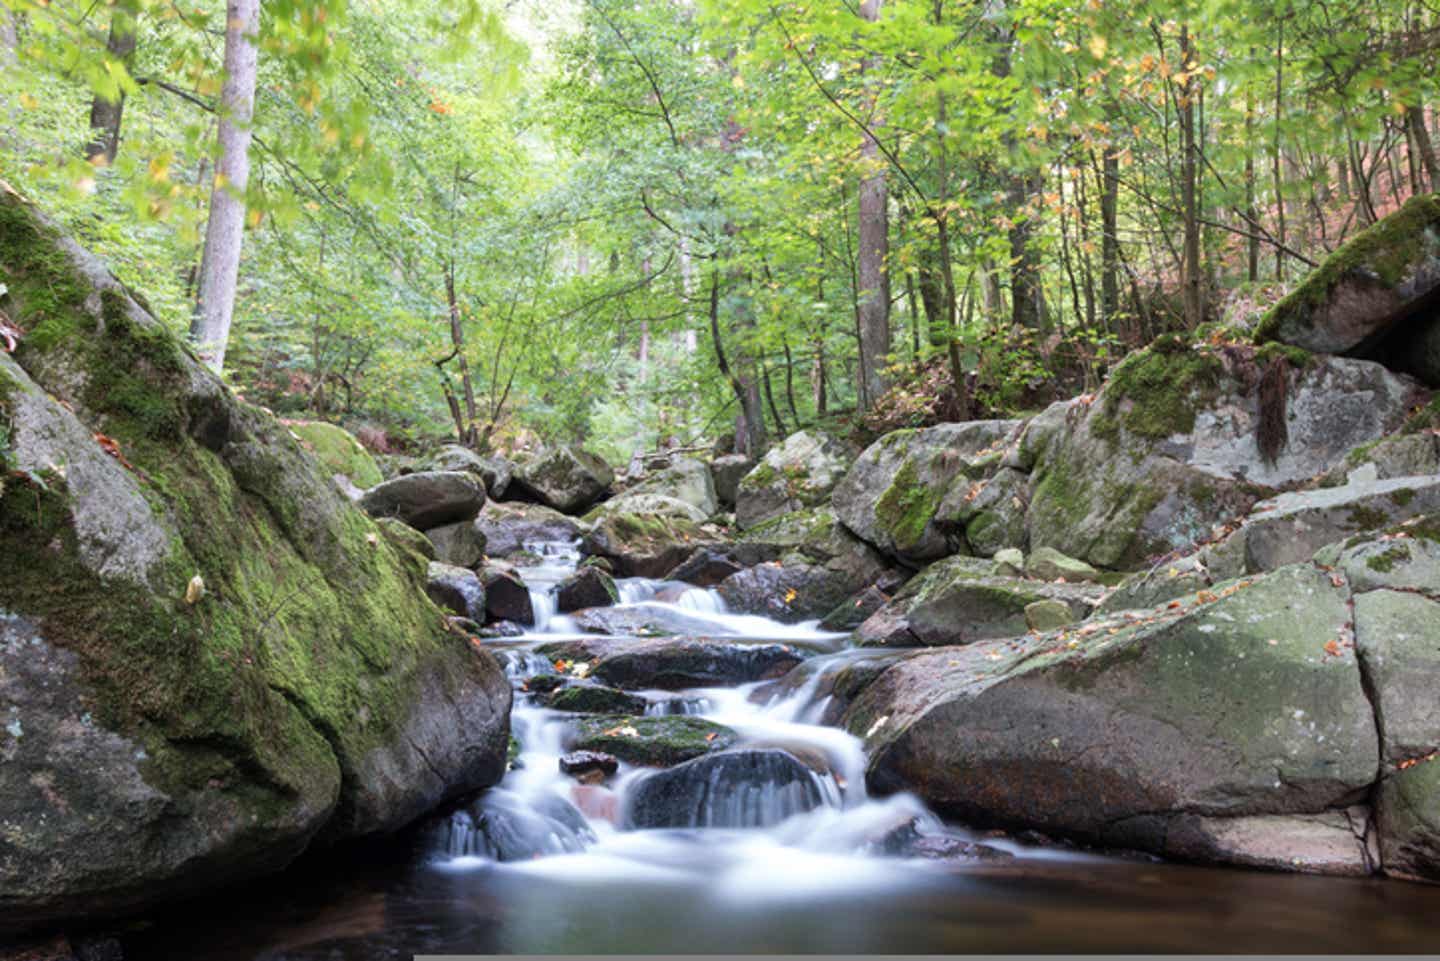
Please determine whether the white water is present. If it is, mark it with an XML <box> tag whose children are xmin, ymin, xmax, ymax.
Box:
<box><xmin>436</xmin><ymin>539</ymin><xmax>1092</xmax><ymax>896</ymax></box>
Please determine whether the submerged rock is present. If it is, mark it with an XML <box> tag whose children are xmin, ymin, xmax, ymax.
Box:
<box><xmin>359</xmin><ymin>470</ymin><xmax>487</xmax><ymax>531</ymax></box>
<box><xmin>570</xmin><ymin>715</ymin><xmax>738</xmax><ymax>767</ymax></box>
<box><xmin>547</xmin><ymin>685</ymin><xmax>647</xmax><ymax>715</ymax></box>
<box><xmin>0</xmin><ymin>189</ymin><xmax>509</xmax><ymax>928</ymax></box>
<box><xmin>736</xmin><ymin>430</ymin><xmax>854</xmax><ymax>530</ymax></box>
<box><xmin>513</xmin><ymin>445</ymin><xmax>614</xmax><ymax>513</ymax></box>
<box><xmin>625</xmin><ymin>749</ymin><xmax>830</xmax><ymax>829</ymax></box>
<box><xmin>428</xmin><ymin>789</ymin><xmax>594</xmax><ymax>862</ymax></box>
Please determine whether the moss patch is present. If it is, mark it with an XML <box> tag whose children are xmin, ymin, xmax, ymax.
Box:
<box><xmin>1093</xmin><ymin>335</ymin><xmax>1224</xmax><ymax>442</ymax></box>
<box><xmin>571</xmin><ymin>715</ymin><xmax>737</xmax><ymax>766</ymax></box>
<box><xmin>874</xmin><ymin>459</ymin><xmax>940</xmax><ymax>553</ymax></box>
<box><xmin>287</xmin><ymin>421</ymin><xmax>384</xmax><ymax>489</ymax></box>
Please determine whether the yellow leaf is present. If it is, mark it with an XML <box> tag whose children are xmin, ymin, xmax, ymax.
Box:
<box><xmin>185</xmin><ymin>574</ymin><xmax>206</xmax><ymax>606</ymax></box>
<box><xmin>1087</xmin><ymin>35</ymin><xmax>1108</xmax><ymax>59</ymax></box>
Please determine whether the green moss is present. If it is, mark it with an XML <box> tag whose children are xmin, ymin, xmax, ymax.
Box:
<box><xmin>1255</xmin><ymin>341</ymin><xmax>1314</xmax><ymax>368</ymax></box>
<box><xmin>1348</xmin><ymin>504</ymin><xmax>1392</xmax><ymax>531</ymax></box>
<box><xmin>1093</xmin><ymin>336</ymin><xmax>1224</xmax><ymax>442</ymax></box>
<box><xmin>745</xmin><ymin>462</ymin><xmax>778</xmax><ymax>488</ymax></box>
<box><xmin>287</xmin><ymin>421</ymin><xmax>384</xmax><ymax>489</ymax></box>
<box><xmin>1367</xmin><ymin>545</ymin><xmax>1412</xmax><ymax>574</ymax></box>
<box><xmin>571</xmin><ymin>715</ymin><xmax>737</xmax><ymax>766</ymax></box>
<box><xmin>874</xmin><ymin>459</ymin><xmax>940</xmax><ymax>552</ymax></box>
<box><xmin>1256</xmin><ymin>193</ymin><xmax>1440</xmax><ymax>342</ymax></box>
<box><xmin>1392</xmin><ymin>487</ymin><xmax>1418</xmax><ymax>508</ymax></box>
<box><xmin>1402</xmin><ymin>396</ymin><xmax>1440</xmax><ymax>435</ymax></box>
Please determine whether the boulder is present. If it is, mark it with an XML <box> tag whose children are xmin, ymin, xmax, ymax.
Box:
<box><xmin>664</xmin><ymin>547</ymin><xmax>744</xmax><ymax>587</ymax></box>
<box><xmin>536</xmin><ymin>637</ymin><xmax>805</xmax><ymax>690</ymax></box>
<box><xmin>581</xmin><ymin>512</ymin><xmax>717</xmax><ymax>579</ymax></box>
<box><xmin>286</xmin><ymin>421</ymin><xmax>384</xmax><ymax>489</ymax></box>
<box><xmin>425</xmin><ymin>519</ymin><xmax>487</xmax><ymax>568</ymax></box>
<box><xmin>717</xmin><ymin>563</ymin><xmax>852</xmax><ymax>624</ymax></box>
<box><xmin>832</xmin><ymin>421</ymin><xmax>1022</xmax><ymax>563</ymax></box>
<box><xmin>625</xmin><ymin>749</ymin><xmax>828</xmax><ymax>829</ymax></box>
<box><xmin>1026</xmin><ymin>340</ymin><xmax>1422</xmax><ymax>570</ymax></box>
<box><xmin>547</xmin><ymin>685</ymin><xmax>648</xmax><ymax>715</ymax></box>
<box><xmin>844</xmin><ymin>564</ymin><xmax>1379</xmax><ymax>869</ymax></box>
<box><xmin>566</xmin><ymin>605</ymin><xmax>731</xmax><ymax>638</ymax></box>
<box><xmin>854</xmin><ymin>555</ymin><xmax>1106</xmax><ymax>647</ymax></box>
<box><xmin>513</xmin><ymin>445</ymin><xmax>614</xmax><ymax>513</ymax></box>
<box><xmin>818</xmin><ymin>585</ymin><xmax>893</xmax><ymax>632</ymax></box>
<box><xmin>1024</xmin><ymin>546</ymin><xmax>1106</xmax><ymax>584</ymax></box>
<box><xmin>736</xmin><ymin>430</ymin><xmax>854</xmax><ymax>530</ymax></box>
<box><xmin>1256</xmin><ymin>194</ymin><xmax>1440</xmax><ymax>385</ymax></box>
<box><xmin>425</xmin><ymin>562</ymin><xmax>487</xmax><ymax>622</ymax></box>
<box><xmin>359</xmin><ymin>471</ymin><xmax>486</xmax><ymax>532</ymax></box>
<box><xmin>479</xmin><ymin>566</ymin><xmax>535</xmax><ymax>626</ymax></box>
<box><xmin>0</xmin><ymin>188</ymin><xmax>509</xmax><ymax>928</ymax></box>
<box><xmin>1218</xmin><ymin>475</ymin><xmax>1440</xmax><ymax>574</ymax></box>
<box><xmin>569</xmin><ymin>715</ymin><xmax>738</xmax><ymax>767</ymax></box>
<box><xmin>559</xmin><ymin>750</ymin><xmax>619</xmax><ymax>780</ymax></box>
<box><xmin>937</xmin><ymin>466</ymin><xmax>1031</xmax><ymax>558</ymax></box>
<box><xmin>1024</xmin><ymin>598</ymin><xmax>1074</xmax><ymax>632</ymax></box>
<box><xmin>623</xmin><ymin>456</ymin><xmax>719</xmax><ymax>517</ymax></box>
<box><xmin>425</xmin><ymin>444</ymin><xmax>516</xmax><ymax>500</ymax></box>
<box><xmin>709</xmin><ymin>454</ymin><xmax>754</xmax><ymax>510</ymax></box>
<box><xmin>556</xmin><ymin>566</ymin><xmax>620</xmax><ymax>613</ymax></box>
<box><xmin>473</xmin><ymin>501</ymin><xmax>581</xmax><ymax>558</ymax></box>
<box><xmin>374</xmin><ymin>516</ymin><xmax>437</xmax><ymax>561</ymax></box>
<box><xmin>588</xmin><ymin>492</ymin><xmax>708</xmax><ymax>524</ymax></box>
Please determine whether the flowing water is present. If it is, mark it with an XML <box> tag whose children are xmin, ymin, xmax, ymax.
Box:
<box><xmin>123</xmin><ymin>539</ymin><xmax>1440</xmax><ymax>957</ymax></box>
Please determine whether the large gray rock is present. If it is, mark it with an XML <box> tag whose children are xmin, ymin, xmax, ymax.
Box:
<box><xmin>832</xmin><ymin>420</ymin><xmax>1022</xmax><ymax>563</ymax></box>
<box><xmin>0</xmin><ymin>187</ymin><xmax>510</xmax><ymax>929</ymax></box>
<box><xmin>514</xmin><ymin>445</ymin><xmax>614</xmax><ymax>513</ymax></box>
<box><xmin>587</xmin><ymin>491</ymin><xmax>708</xmax><ymax>525</ymax></box>
<box><xmin>426</xmin><ymin>562</ymin><xmax>488</xmax><ymax>622</ymax></box>
<box><xmin>1221</xmin><ymin>476</ymin><xmax>1440</xmax><ymax>574</ymax></box>
<box><xmin>844</xmin><ymin>563</ymin><xmax>1379</xmax><ymax>870</ymax></box>
<box><xmin>425</xmin><ymin>519</ymin><xmax>487</xmax><ymax>568</ymax></box>
<box><xmin>473</xmin><ymin>501</ymin><xmax>582</xmax><ymax>558</ymax></box>
<box><xmin>425</xmin><ymin>444</ymin><xmax>515</xmax><ymax>500</ymax></box>
<box><xmin>1026</xmin><ymin>342</ymin><xmax>1422</xmax><ymax>570</ymax></box>
<box><xmin>625</xmin><ymin>749</ymin><xmax>829</xmax><ymax>829</ymax></box>
<box><xmin>581</xmin><ymin>512</ymin><xmax>719</xmax><ymax>579</ymax></box>
<box><xmin>1256</xmin><ymin>194</ymin><xmax>1440</xmax><ymax>385</ymax></box>
<box><xmin>854</xmin><ymin>555</ymin><xmax>1106</xmax><ymax>647</ymax></box>
<box><xmin>359</xmin><ymin>471</ymin><xmax>486</xmax><ymax>532</ymax></box>
<box><xmin>623</xmin><ymin>456</ymin><xmax>718</xmax><ymax>517</ymax></box>
<box><xmin>709</xmin><ymin>454</ymin><xmax>754</xmax><ymax>510</ymax></box>
<box><xmin>736</xmin><ymin>430</ymin><xmax>854</xmax><ymax>530</ymax></box>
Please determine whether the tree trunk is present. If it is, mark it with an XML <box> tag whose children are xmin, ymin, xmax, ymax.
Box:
<box><xmin>1179</xmin><ymin>23</ymin><xmax>1203</xmax><ymax>329</ymax></box>
<box><xmin>1099</xmin><ymin>143</ymin><xmax>1120</xmax><ymax>323</ymax></box>
<box><xmin>1244</xmin><ymin>56</ymin><xmax>1259</xmax><ymax>284</ymax></box>
<box><xmin>1408</xmin><ymin>105</ymin><xmax>1439</xmax><ymax>192</ymax></box>
<box><xmin>85</xmin><ymin>1</ymin><xmax>139</xmax><ymax>165</ymax></box>
<box><xmin>709</xmin><ymin>269</ymin><xmax>766</xmax><ymax>457</ymax></box>
<box><xmin>855</xmin><ymin>0</ymin><xmax>890</xmax><ymax>412</ymax></box>
<box><xmin>1272</xmin><ymin>15</ymin><xmax>1286</xmax><ymax>281</ymax></box>
<box><xmin>189</xmin><ymin>0</ymin><xmax>260</xmax><ymax>374</ymax></box>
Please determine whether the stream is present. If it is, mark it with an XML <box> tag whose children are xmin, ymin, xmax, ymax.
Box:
<box><xmin>122</xmin><ymin>539</ymin><xmax>1440</xmax><ymax>957</ymax></box>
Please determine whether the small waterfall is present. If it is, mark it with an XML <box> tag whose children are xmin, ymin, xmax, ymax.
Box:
<box><xmin>623</xmin><ymin>749</ymin><xmax>838</xmax><ymax>830</ymax></box>
<box><xmin>676</xmin><ymin>587</ymin><xmax>725</xmax><ymax>614</ymax></box>
<box><xmin>528</xmin><ymin>589</ymin><xmax>557</xmax><ymax>633</ymax></box>
<box><xmin>431</xmin><ymin>789</ymin><xmax>595</xmax><ymax>862</ymax></box>
<box><xmin>643</xmin><ymin>694</ymin><xmax>713</xmax><ymax>716</ymax></box>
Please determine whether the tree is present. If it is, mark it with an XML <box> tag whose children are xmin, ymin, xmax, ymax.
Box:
<box><xmin>855</xmin><ymin>0</ymin><xmax>890</xmax><ymax>411</ymax></box>
<box><xmin>84</xmin><ymin>0</ymin><xmax>139</xmax><ymax>165</ymax></box>
<box><xmin>189</xmin><ymin>0</ymin><xmax>260</xmax><ymax>374</ymax></box>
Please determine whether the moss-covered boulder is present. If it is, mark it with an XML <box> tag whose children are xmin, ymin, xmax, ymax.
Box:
<box><xmin>0</xmin><ymin>186</ymin><xmax>510</xmax><ymax>929</ymax></box>
<box><xmin>473</xmin><ymin>500</ymin><xmax>582</xmax><ymax>558</ymax></box>
<box><xmin>622</xmin><ymin>456</ymin><xmax>719</xmax><ymax>517</ymax></box>
<box><xmin>358</xmin><ymin>470</ymin><xmax>486</xmax><ymax>533</ymax></box>
<box><xmin>513</xmin><ymin>444</ymin><xmax>614</xmax><ymax>514</ymax></box>
<box><xmin>569</xmin><ymin>715</ymin><xmax>738</xmax><ymax>767</ymax></box>
<box><xmin>853</xmin><ymin>555</ymin><xmax>1105</xmax><ymax>647</ymax></box>
<box><xmin>845</xmin><ymin>564</ymin><xmax>1380</xmax><ymax>872</ymax></box>
<box><xmin>735</xmin><ymin>430</ymin><xmax>854</xmax><ymax>530</ymax></box>
<box><xmin>547</xmin><ymin>684</ymin><xmax>648</xmax><ymax>714</ymax></box>
<box><xmin>581</xmin><ymin>511</ymin><xmax>717</xmax><ymax>579</ymax></box>
<box><xmin>1026</xmin><ymin>339</ymin><xmax>1421</xmax><ymax>569</ymax></box>
<box><xmin>831</xmin><ymin>420</ymin><xmax>1023</xmax><ymax>563</ymax></box>
<box><xmin>1256</xmin><ymin>194</ymin><xmax>1440</xmax><ymax>385</ymax></box>
<box><xmin>555</xmin><ymin>565</ymin><xmax>620</xmax><ymax>613</ymax></box>
<box><xmin>286</xmin><ymin>420</ymin><xmax>384</xmax><ymax>490</ymax></box>
<box><xmin>425</xmin><ymin>444</ymin><xmax>516</xmax><ymax>500</ymax></box>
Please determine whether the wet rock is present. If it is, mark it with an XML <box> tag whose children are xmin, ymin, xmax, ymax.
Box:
<box><xmin>570</xmin><ymin>715</ymin><xmax>738</xmax><ymax>767</ymax></box>
<box><xmin>479</xmin><ymin>620</ymin><xmax>526</xmax><ymax>639</ymax></box>
<box><xmin>854</xmin><ymin>555</ymin><xmax>1105</xmax><ymax>647</ymax></box>
<box><xmin>736</xmin><ymin>430</ymin><xmax>854</xmax><ymax>530</ymax></box>
<box><xmin>521</xmin><ymin>673</ymin><xmax>567</xmax><ymax>694</ymax></box>
<box><xmin>548</xmin><ymin>685</ymin><xmax>647</xmax><ymax>715</ymax></box>
<box><xmin>819</xmin><ymin>585</ymin><xmax>893</xmax><ymax>632</ymax></box>
<box><xmin>567</xmin><ymin>605</ymin><xmax>729</xmax><ymax>638</ymax></box>
<box><xmin>359</xmin><ymin>470</ymin><xmax>486</xmax><ymax>531</ymax></box>
<box><xmin>570</xmin><ymin>784</ymin><xmax>620</xmax><ymax>823</ymax></box>
<box><xmin>559</xmin><ymin>750</ymin><xmax>620</xmax><ymax>779</ymax></box>
<box><xmin>1256</xmin><ymin>194</ymin><xmax>1440</xmax><ymax>385</ymax></box>
<box><xmin>1164</xmin><ymin>810</ymin><xmax>1377</xmax><ymax>876</ymax></box>
<box><xmin>425</xmin><ymin>562</ymin><xmax>488</xmax><ymax>622</ymax></box>
<box><xmin>1025</xmin><ymin>342</ymin><xmax>1422</xmax><ymax>570</ymax></box>
<box><xmin>717</xmin><ymin>563</ymin><xmax>851</xmax><ymax>623</ymax></box>
<box><xmin>556</xmin><ymin>566</ymin><xmax>620</xmax><ymax>613</ymax></box>
<box><xmin>833</xmin><ymin>420</ymin><xmax>1022</xmax><ymax>563</ymax></box>
<box><xmin>537</xmin><ymin>637</ymin><xmax>805</xmax><ymax>690</ymax></box>
<box><xmin>425</xmin><ymin>519</ymin><xmax>487</xmax><ymax>568</ymax></box>
<box><xmin>513</xmin><ymin>445</ymin><xmax>615</xmax><ymax>513</ymax></box>
<box><xmin>581</xmin><ymin>512</ymin><xmax>718</xmax><ymax>578</ymax></box>
<box><xmin>665</xmin><ymin>547</ymin><xmax>744</xmax><ymax>587</ymax></box>
<box><xmin>625</xmin><ymin>749</ymin><xmax>828</xmax><ymax>829</ymax></box>
<box><xmin>710</xmin><ymin>454</ymin><xmax>754</xmax><ymax>510</ymax></box>
<box><xmin>430</xmin><ymin>790</ymin><xmax>594</xmax><ymax>862</ymax></box>
<box><xmin>479</xmin><ymin>566</ymin><xmax>535</xmax><ymax>626</ymax></box>
<box><xmin>473</xmin><ymin>501</ymin><xmax>582</xmax><ymax>558</ymax></box>
<box><xmin>1025</xmin><ymin>546</ymin><xmax>1106</xmax><ymax>584</ymax></box>
<box><xmin>846</xmin><ymin>563</ymin><xmax>1379</xmax><ymax>867</ymax></box>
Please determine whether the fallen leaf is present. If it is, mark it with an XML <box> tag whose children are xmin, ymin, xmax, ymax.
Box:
<box><xmin>185</xmin><ymin>574</ymin><xmax>205</xmax><ymax>606</ymax></box>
